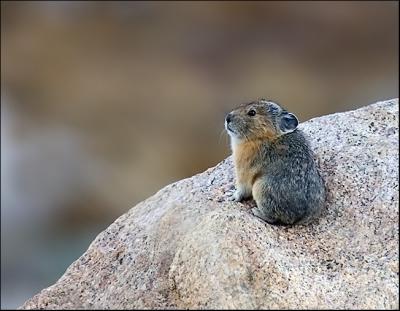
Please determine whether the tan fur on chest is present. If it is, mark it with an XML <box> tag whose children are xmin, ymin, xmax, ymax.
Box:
<box><xmin>232</xmin><ymin>140</ymin><xmax>263</xmax><ymax>186</ymax></box>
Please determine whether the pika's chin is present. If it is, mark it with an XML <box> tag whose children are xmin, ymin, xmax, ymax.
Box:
<box><xmin>225</xmin><ymin>121</ymin><xmax>239</xmax><ymax>136</ymax></box>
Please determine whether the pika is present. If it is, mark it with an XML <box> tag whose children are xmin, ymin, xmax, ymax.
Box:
<box><xmin>225</xmin><ymin>99</ymin><xmax>325</xmax><ymax>225</ymax></box>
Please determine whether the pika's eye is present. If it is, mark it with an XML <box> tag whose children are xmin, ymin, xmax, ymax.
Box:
<box><xmin>247</xmin><ymin>109</ymin><xmax>256</xmax><ymax>116</ymax></box>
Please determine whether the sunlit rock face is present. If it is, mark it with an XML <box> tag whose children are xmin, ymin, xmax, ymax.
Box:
<box><xmin>20</xmin><ymin>99</ymin><xmax>399</xmax><ymax>310</ymax></box>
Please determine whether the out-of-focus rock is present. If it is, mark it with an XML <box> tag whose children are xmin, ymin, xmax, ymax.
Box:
<box><xmin>20</xmin><ymin>99</ymin><xmax>399</xmax><ymax>310</ymax></box>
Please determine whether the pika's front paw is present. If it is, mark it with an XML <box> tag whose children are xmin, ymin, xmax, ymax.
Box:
<box><xmin>231</xmin><ymin>190</ymin><xmax>244</xmax><ymax>202</ymax></box>
<box><xmin>228</xmin><ymin>191</ymin><xmax>239</xmax><ymax>202</ymax></box>
<box><xmin>231</xmin><ymin>188</ymin><xmax>251</xmax><ymax>202</ymax></box>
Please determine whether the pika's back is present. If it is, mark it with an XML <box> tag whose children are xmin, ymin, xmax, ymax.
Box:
<box><xmin>261</xmin><ymin>130</ymin><xmax>323</xmax><ymax>197</ymax></box>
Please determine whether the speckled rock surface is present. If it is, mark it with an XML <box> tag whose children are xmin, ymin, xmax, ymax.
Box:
<box><xmin>20</xmin><ymin>99</ymin><xmax>399</xmax><ymax>310</ymax></box>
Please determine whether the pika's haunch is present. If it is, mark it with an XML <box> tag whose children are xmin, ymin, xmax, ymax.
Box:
<box><xmin>225</xmin><ymin>99</ymin><xmax>325</xmax><ymax>225</ymax></box>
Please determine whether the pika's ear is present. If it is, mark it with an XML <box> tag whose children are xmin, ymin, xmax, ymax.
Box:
<box><xmin>279</xmin><ymin>112</ymin><xmax>299</xmax><ymax>134</ymax></box>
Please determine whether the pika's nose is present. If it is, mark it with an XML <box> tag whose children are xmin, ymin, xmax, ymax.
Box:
<box><xmin>226</xmin><ymin>113</ymin><xmax>233</xmax><ymax>123</ymax></box>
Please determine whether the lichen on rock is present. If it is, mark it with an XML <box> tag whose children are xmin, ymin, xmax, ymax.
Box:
<box><xmin>20</xmin><ymin>99</ymin><xmax>399</xmax><ymax>310</ymax></box>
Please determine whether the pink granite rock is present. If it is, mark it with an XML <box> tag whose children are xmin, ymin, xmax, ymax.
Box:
<box><xmin>20</xmin><ymin>99</ymin><xmax>399</xmax><ymax>309</ymax></box>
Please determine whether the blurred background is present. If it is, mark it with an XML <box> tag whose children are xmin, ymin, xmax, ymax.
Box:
<box><xmin>1</xmin><ymin>1</ymin><xmax>398</xmax><ymax>308</ymax></box>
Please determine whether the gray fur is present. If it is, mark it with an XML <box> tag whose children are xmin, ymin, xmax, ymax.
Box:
<box><xmin>251</xmin><ymin>130</ymin><xmax>325</xmax><ymax>225</ymax></box>
<box><xmin>226</xmin><ymin>99</ymin><xmax>326</xmax><ymax>225</ymax></box>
